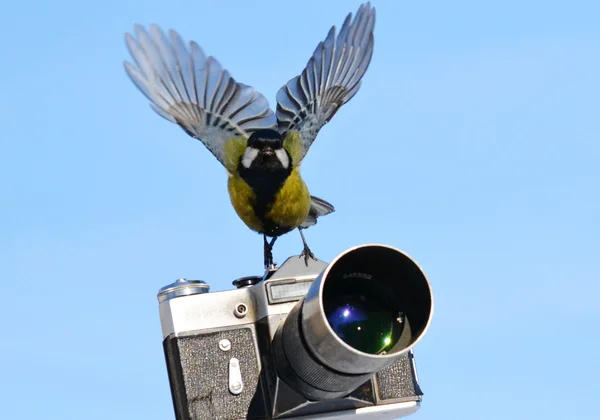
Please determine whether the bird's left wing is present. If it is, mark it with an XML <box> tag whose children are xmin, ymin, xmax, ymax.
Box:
<box><xmin>124</xmin><ymin>25</ymin><xmax>276</xmax><ymax>169</ymax></box>
<box><xmin>276</xmin><ymin>2</ymin><xmax>376</xmax><ymax>164</ymax></box>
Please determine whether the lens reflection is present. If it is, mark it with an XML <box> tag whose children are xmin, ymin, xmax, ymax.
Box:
<box><xmin>325</xmin><ymin>294</ymin><xmax>404</xmax><ymax>355</ymax></box>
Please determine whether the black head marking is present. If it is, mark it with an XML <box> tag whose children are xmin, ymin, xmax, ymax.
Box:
<box><xmin>248</xmin><ymin>129</ymin><xmax>283</xmax><ymax>150</ymax></box>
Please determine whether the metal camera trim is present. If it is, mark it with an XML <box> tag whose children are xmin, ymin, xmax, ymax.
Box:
<box><xmin>301</xmin><ymin>243</ymin><xmax>434</xmax><ymax>374</ymax></box>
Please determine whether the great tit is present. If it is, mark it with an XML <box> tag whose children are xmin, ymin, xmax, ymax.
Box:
<box><xmin>124</xmin><ymin>2</ymin><xmax>375</xmax><ymax>268</ymax></box>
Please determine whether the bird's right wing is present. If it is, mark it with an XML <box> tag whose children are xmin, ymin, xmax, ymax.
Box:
<box><xmin>275</xmin><ymin>2</ymin><xmax>376</xmax><ymax>165</ymax></box>
<box><xmin>124</xmin><ymin>25</ymin><xmax>276</xmax><ymax>169</ymax></box>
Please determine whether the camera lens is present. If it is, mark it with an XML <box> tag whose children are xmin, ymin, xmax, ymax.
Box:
<box><xmin>273</xmin><ymin>244</ymin><xmax>433</xmax><ymax>401</ymax></box>
<box><xmin>324</xmin><ymin>292</ymin><xmax>404</xmax><ymax>355</ymax></box>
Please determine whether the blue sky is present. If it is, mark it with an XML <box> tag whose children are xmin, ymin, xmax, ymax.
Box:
<box><xmin>1</xmin><ymin>0</ymin><xmax>599</xmax><ymax>419</ymax></box>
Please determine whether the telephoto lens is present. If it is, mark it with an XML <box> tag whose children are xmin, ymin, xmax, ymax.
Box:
<box><xmin>273</xmin><ymin>244</ymin><xmax>433</xmax><ymax>400</ymax></box>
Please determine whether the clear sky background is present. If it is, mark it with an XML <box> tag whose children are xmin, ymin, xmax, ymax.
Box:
<box><xmin>1</xmin><ymin>0</ymin><xmax>598</xmax><ymax>419</ymax></box>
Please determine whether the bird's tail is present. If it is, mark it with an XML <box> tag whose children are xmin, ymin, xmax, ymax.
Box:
<box><xmin>300</xmin><ymin>196</ymin><xmax>335</xmax><ymax>229</ymax></box>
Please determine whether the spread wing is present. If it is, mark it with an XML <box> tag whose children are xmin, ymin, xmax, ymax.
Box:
<box><xmin>124</xmin><ymin>25</ymin><xmax>276</xmax><ymax>167</ymax></box>
<box><xmin>275</xmin><ymin>2</ymin><xmax>376</xmax><ymax>164</ymax></box>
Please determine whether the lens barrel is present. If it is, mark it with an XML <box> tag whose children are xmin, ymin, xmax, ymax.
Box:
<box><xmin>273</xmin><ymin>244</ymin><xmax>433</xmax><ymax>400</ymax></box>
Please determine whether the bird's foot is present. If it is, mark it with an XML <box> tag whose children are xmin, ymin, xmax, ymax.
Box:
<box><xmin>299</xmin><ymin>244</ymin><xmax>316</xmax><ymax>266</ymax></box>
<box><xmin>297</xmin><ymin>227</ymin><xmax>317</xmax><ymax>266</ymax></box>
<box><xmin>264</xmin><ymin>247</ymin><xmax>274</xmax><ymax>269</ymax></box>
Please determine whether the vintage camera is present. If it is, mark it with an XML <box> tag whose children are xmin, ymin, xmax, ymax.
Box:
<box><xmin>157</xmin><ymin>244</ymin><xmax>433</xmax><ymax>420</ymax></box>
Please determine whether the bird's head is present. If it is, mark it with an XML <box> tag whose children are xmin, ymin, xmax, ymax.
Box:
<box><xmin>242</xmin><ymin>129</ymin><xmax>289</xmax><ymax>170</ymax></box>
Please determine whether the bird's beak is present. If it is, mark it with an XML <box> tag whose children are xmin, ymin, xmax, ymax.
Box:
<box><xmin>263</xmin><ymin>147</ymin><xmax>274</xmax><ymax>156</ymax></box>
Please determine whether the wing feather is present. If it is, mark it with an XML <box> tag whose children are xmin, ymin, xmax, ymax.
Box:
<box><xmin>124</xmin><ymin>25</ymin><xmax>276</xmax><ymax>167</ymax></box>
<box><xmin>275</xmin><ymin>3</ymin><xmax>376</xmax><ymax>164</ymax></box>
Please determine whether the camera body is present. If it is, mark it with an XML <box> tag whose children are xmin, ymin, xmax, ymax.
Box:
<box><xmin>158</xmin><ymin>245</ymin><xmax>432</xmax><ymax>420</ymax></box>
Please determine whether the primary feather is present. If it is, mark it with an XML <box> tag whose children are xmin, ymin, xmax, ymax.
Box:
<box><xmin>123</xmin><ymin>25</ymin><xmax>276</xmax><ymax>167</ymax></box>
<box><xmin>275</xmin><ymin>2</ymin><xmax>376</xmax><ymax>164</ymax></box>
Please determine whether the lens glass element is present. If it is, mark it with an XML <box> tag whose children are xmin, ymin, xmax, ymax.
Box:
<box><xmin>324</xmin><ymin>293</ymin><xmax>404</xmax><ymax>355</ymax></box>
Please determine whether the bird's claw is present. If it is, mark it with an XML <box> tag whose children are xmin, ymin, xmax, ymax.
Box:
<box><xmin>299</xmin><ymin>245</ymin><xmax>316</xmax><ymax>266</ymax></box>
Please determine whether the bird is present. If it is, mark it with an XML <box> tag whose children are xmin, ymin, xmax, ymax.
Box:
<box><xmin>123</xmin><ymin>2</ymin><xmax>376</xmax><ymax>269</ymax></box>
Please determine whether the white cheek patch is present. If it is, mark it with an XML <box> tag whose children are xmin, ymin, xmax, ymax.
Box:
<box><xmin>275</xmin><ymin>148</ymin><xmax>290</xmax><ymax>168</ymax></box>
<box><xmin>241</xmin><ymin>148</ymin><xmax>259</xmax><ymax>168</ymax></box>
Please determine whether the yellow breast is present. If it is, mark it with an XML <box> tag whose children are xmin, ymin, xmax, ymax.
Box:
<box><xmin>228</xmin><ymin>174</ymin><xmax>265</xmax><ymax>232</ymax></box>
<box><xmin>227</xmin><ymin>169</ymin><xmax>311</xmax><ymax>235</ymax></box>
<box><xmin>267</xmin><ymin>169</ymin><xmax>311</xmax><ymax>230</ymax></box>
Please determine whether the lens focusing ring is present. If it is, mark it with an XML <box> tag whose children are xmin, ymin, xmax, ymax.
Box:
<box><xmin>274</xmin><ymin>302</ymin><xmax>372</xmax><ymax>400</ymax></box>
